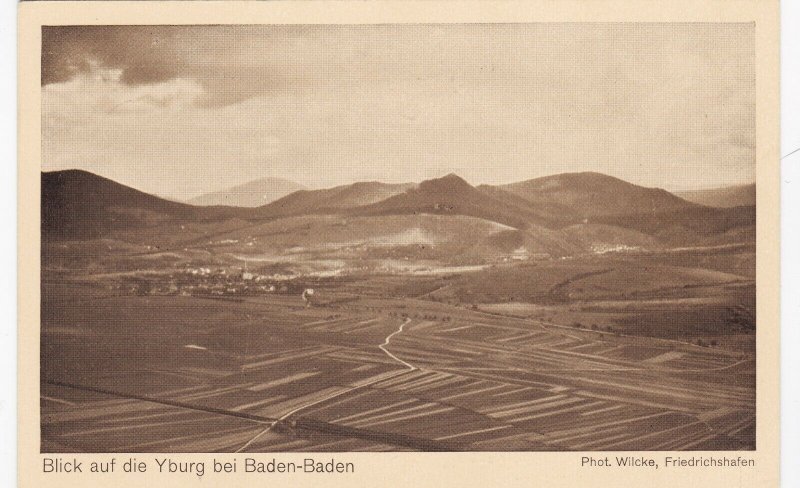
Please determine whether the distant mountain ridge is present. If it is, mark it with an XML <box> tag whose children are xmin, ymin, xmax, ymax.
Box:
<box><xmin>675</xmin><ymin>183</ymin><xmax>756</xmax><ymax>208</ymax></box>
<box><xmin>262</xmin><ymin>181</ymin><xmax>414</xmax><ymax>217</ymax></box>
<box><xmin>41</xmin><ymin>169</ymin><xmax>756</xmax><ymax>252</ymax></box>
<box><xmin>348</xmin><ymin>174</ymin><xmax>560</xmax><ymax>229</ymax></box>
<box><xmin>188</xmin><ymin>177</ymin><xmax>306</xmax><ymax>207</ymax></box>
<box><xmin>499</xmin><ymin>172</ymin><xmax>697</xmax><ymax>218</ymax></box>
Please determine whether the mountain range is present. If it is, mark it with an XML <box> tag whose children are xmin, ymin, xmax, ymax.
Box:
<box><xmin>41</xmin><ymin>170</ymin><xmax>755</xmax><ymax>256</ymax></box>
<box><xmin>187</xmin><ymin>177</ymin><xmax>306</xmax><ymax>207</ymax></box>
<box><xmin>675</xmin><ymin>183</ymin><xmax>756</xmax><ymax>208</ymax></box>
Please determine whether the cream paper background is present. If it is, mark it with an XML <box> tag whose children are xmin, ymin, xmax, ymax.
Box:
<box><xmin>17</xmin><ymin>1</ymin><xmax>780</xmax><ymax>487</ymax></box>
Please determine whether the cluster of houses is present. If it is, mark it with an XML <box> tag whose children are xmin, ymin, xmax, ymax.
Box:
<box><xmin>116</xmin><ymin>267</ymin><xmax>302</xmax><ymax>297</ymax></box>
<box><xmin>179</xmin><ymin>267</ymin><xmax>287</xmax><ymax>296</ymax></box>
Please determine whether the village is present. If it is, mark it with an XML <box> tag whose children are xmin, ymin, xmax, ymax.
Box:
<box><xmin>107</xmin><ymin>266</ymin><xmax>318</xmax><ymax>299</ymax></box>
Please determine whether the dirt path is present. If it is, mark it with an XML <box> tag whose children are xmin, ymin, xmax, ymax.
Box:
<box><xmin>235</xmin><ymin>317</ymin><xmax>416</xmax><ymax>452</ymax></box>
<box><xmin>379</xmin><ymin>317</ymin><xmax>416</xmax><ymax>370</ymax></box>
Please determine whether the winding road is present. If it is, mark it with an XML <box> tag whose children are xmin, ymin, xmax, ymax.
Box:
<box><xmin>379</xmin><ymin>317</ymin><xmax>416</xmax><ymax>370</ymax></box>
<box><xmin>235</xmin><ymin>317</ymin><xmax>416</xmax><ymax>452</ymax></box>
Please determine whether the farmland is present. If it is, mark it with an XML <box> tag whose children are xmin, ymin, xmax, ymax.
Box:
<box><xmin>41</xmin><ymin>259</ymin><xmax>755</xmax><ymax>451</ymax></box>
<box><xmin>40</xmin><ymin>169</ymin><xmax>756</xmax><ymax>451</ymax></box>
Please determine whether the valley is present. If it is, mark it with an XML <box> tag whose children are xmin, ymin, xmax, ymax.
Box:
<box><xmin>39</xmin><ymin>170</ymin><xmax>757</xmax><ymax>451</ymax></box>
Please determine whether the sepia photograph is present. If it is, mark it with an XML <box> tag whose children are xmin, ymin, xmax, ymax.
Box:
<box><xmin>39</xmin><ymin>23</ymin><xmax>758</xmax><ymax>453</ymax></box>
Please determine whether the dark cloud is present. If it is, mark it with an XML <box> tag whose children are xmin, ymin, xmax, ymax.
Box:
<box><xmin>41</xmin><ymin>26</ymin><xmax>307</xmax><ymax>107</ymax></box>
<box><xmin>42</xmin><ymin>26</ymin><xmax>182</xmax><ymax>85</ymax></box>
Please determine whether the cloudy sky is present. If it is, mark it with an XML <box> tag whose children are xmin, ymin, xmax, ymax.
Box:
<box><xmin>42</xmin><ymin>24</ymin><xmax>755</xmax><ymax>201</ymax></box>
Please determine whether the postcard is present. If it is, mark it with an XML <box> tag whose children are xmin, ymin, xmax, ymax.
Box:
<box><xmin>18</xmin><ymin>1</ymin><xmax>780</xmax><ymax>486</ymax></box>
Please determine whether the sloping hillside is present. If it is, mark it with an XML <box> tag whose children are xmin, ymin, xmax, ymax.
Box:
<box><xmin>259</xmin><ymin>181</ymin><xmax>414</xmax><ymax>217</ymax></box>
<box><xmin>42</xmin><ymin>170</ymin><xmax>246</xmax><ymax>240</ymax></box>
<box><xmin>500</xmin><ymin>172</ymin><xmax>696</xmax><ymax>218</ymax></box>
<box><xmin>593</xmin><ymin>205</ymin><xmax>756</xmax><ymax>245</ymax></box>
<box><xmin>350</xmin><ymin>174</ymin><xmax>559</xmax><ymax>229</ymax></box>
